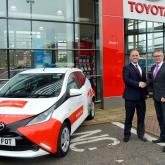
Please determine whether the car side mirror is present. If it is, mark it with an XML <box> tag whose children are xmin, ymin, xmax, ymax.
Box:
<box><xmin>69</xmin><ymin>89</ymin><xmax>82</xmax><ymax>97</ymax></box>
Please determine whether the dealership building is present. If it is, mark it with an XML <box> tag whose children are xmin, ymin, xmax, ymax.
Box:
<box><xmin>0</xmin><ymin>0</ymin><xmax>164</xmax><ymax>109</ymax></box>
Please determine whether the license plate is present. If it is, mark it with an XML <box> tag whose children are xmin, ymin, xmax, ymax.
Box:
<box><xmin>0</xmin><ymin>137</ymin><xmax>16</xmax><ymax>146</ymax></box>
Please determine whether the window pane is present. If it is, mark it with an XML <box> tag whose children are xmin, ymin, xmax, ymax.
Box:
<box><xmin>32</xmin><ymin>0</ymin><xmax>73</xmax><ymax>21</ymax></box>
<box><xmin>75</xmin><ymin>49</ymin><xmax>96</xmax><ymax>97</ymax></box>
<box><xmin>96</xmin><ymin>0</ymin><xmax>99</xmax><ymax>24</ymax></box>
<box><xmin>9</xmin><ymin>20</ymin><xmax>31</xmax><ymax>49</ymax></box>
<box><xmin>0</xmin><ymin>50</ymin><xmax>7</xmax><ymax>80</ymax></box>
<box><xmin>75</xmin><ymin>50</ymin><xmax>95</xmax><ymax>76</ymax></box>
<box><xmin>147</xmin><ymin>53</ymin><xmax>155</xmax><ymax>72</ymax></box>
<box><xmin>75</xmin><ymin>24</ymin><xmax>95</xmax><ymax>49</ymax></box>
<box><xmin>96</xmin><ymin>26</ymin><xmax>99</xmax><ymax>49</ymax></box>
<box><xmin>128</xmin><ymin>20</ymin><xmax>146</xmax><ymax>33</ymax></box>
<box><xmin>32</xmin><ymin>50</ymin><xmax>74</xmax><ymax>68</ymax></box>
<box><xmin>0</xmin><ymin>0</ymin><xmax>6</xmax><ymax>17</ymax></box>
<box><xmin>32</xmin><ymin>21</ymin><xmax>73</xmax><ymax>49</ymax></box>
<box><xmin>128</xmin><ymin>34</ymin><xmax>146</xmax><ymax>53</ymax></box>
<box><xmin>147</xmin><ymin>22</ymin><xmax>163</xmax><ymax>32</ymax></box>
<box><xmin>8</xmin><ymin>0</ymin><xmax>30</xmax><ymax>18</ymax></box>
<box><xmin>0</xmin><ymin>19</ymin><xmax>7</xmax><ymax>48</ymax></box>
<box><xmin>9</xmin><ymin>50</ymin><xmax>33</xmax><ymax>77</ymax></box>
<box><xmin>75</xmin><ymin>0</ymin><xmax>95</xmax><ymax>22</ymax></box>
<box><xmin>32</xmin><ymin>49</ymin><xmax>53</xmax><ymax>68</ymax></box>
<box><xmin>55</xmin><ymin>50</ymin><xmax>74</xmax><ymax>67</ymax></box>
<box><xmin>139</xmin><ymin>53</ymin><xmax>147</xmax><ymax>71</ymax></box>
<box><xmin>147</xmin><ymin>33</ymin><xmax>163</xmax><ymax>52</ymax></box>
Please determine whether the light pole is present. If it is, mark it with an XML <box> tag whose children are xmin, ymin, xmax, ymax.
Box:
<box><xmin>26</xmin><ymin>0</ymin><xmax>35</xmax><ymax>67</ymax></box>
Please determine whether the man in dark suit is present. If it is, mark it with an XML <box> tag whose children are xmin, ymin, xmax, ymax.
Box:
<box><xmin>123</xmin><ymin>49</ymin><xmax>148</xmax><ymax>142</ymax></box>
<box><xmin>149</xmin><ymin>49</ymin><xmax>165</xmax><ymax>151</ymax></box>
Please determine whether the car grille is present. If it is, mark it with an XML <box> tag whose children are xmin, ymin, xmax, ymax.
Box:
<box><xmin>0</xmin><ymin>134</ymin><xmax>40</xmax><ymax>151</ymax></box>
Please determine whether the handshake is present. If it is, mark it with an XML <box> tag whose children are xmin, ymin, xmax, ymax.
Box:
<box><xmin>139</xmin><ymin>81</ymin><xmax>147</xmax><ymax>88</ymax></box>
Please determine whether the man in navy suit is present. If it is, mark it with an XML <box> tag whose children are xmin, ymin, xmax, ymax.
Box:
<box><xmin>123</xmin><ymin>49</ymin><xmax>148</xmax><ymax>142</ymax></box>
<box><xmin>148</xmin><ymin>49</ymin><xmax>165</xmax><ymax>151</ymax></box>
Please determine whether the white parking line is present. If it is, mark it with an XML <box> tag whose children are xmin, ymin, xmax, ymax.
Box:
<box><xmin>88</xmin><ymin>147</ymin><xmax>97</xmax><ymax>151</ymax></box>
<box><xmin>112</xmin><ymin>122</ymin><xmax>165</xmax><ymax>146</ymax></box>
<box><xmin>70</xmin><ymin>129</ymin><xmax>120</xmax><ymax>152</ymax></box>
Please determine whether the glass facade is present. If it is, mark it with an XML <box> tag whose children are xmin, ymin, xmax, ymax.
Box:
<box><xmin>125</xmin><ymin>19</ymin><xmax>164</xmax><ymax>72</ymax></box>
<box><xmin>0</xmin><ymin>0</ymin><xmax>101</xmax><ymax>101</ymax></box>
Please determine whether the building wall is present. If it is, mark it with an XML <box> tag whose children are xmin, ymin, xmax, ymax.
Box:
<box><xmin>101</xmin><ymin>0</ymin><xmax>125</xmax><ymax>109</ymax></box>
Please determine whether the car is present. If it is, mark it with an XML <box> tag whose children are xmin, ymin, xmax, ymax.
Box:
<box><xmin>0</xmin><ymin>68</ymin><xmax>95</xmax><ymax>158</ymax></box>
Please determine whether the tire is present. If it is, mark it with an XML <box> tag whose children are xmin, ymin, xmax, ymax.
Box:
<box><xmin>87</xmin><ymin>99</ymin><xmax>95</xmax><ymax>120</ymax></box>
<box><xmin>56</xmin><ymin>122</ymin><xmax>70</xmax><ymax>157</ymax></box>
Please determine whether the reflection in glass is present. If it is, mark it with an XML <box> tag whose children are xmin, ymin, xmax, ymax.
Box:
<box><xmin>126</xmin><ymin>19</ymin><xmax>164</xmax><ymax>82</ymax></box>
<box><xmin>75</xmin><ymin>24</ymin><xmax>95</xmax><ymax>49</ymax></box>
<box><xmin>9</xmin><ymin>50</ymin><xmax>33</xmax><ymax>76</ymax></box>
<box><xmin>128</xmin><ymin>34</ymin><xmax>146</xmax><ymax>53</ymax></box>
<box><xmin>0</xmin><ymin>73</ymin><xmax>64</xmax><ymax>98</ymax></box>
<box><xmin>31</xmin><ymin>50</ymin><xmax>74</xmax><ymax>68</ymax></box>
<box><xmin>8</xmin><ymin>0</ymin><xmax>30</xmax><ymax>18</ymax></box>
<box><xmin>96</xmin><ymin>0</ymin><xmax>99</xmax><ymax>24</ymax></box>
<box><xmin>9</xmin><ymin>20</ymin><xmax>31</xmax><ymax>49</ymax></box>
<box><xmin>32</xmin><ymin>49</ymin><xmax>53</xmax><ymax>68</ymax></box>
<box><xmin>146</xmin><ymin>53</ymin><xmax>155</xmax><ymax>72</ymax></box>
<box><xmin>32</xmin><ymin>0</ymin><xmax>73</xmax><ymax>21</ymax></box>
<box><xmin>75</xmin><ymin>0</ymin><xmax>95</xmax><ymax>22</ymax></box>
<box><xmin>147</xmin><ymin>33</ymin><xmax>163</xmax><ymax>52</ymax></box>
<box><xmin>32</xmin><ymin>21</ymin><xmax>73</xmax><ymax>49</ymax></box>
<box><xmin>0</xmin><ymin>50</ymin><xmax>7</xmax><ymax>79</ymax></box>
<box><xmin>147</xmin><ymin>22</ymin><xmax>163</xmax><ymax>32</ymax></box>
<box><xmin>128</xmin><ymin>20</ymin><xmax>146</xmax><ymax>33</ymax></box>
<box><xmin>0</xmin><ymin>19</ymin><xmax>7</xmax><ymax>48</ymax></box>
<box><xmin>0</xmin><ymin>0</ymin><xmax>6</xmax><ymax>17</ymax></box>
<box><xmin>55</xmin><ymin>50</ymin><xmax>74</xmax><ymax>67</ymax></box>
<box><xmin>96</xmin><ymin>26</ymin><xmax>99</xmax><ymax>49</ymax></box>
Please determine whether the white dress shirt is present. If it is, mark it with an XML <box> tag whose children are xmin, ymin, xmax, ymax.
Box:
<box><xmin>131</xmin><ymin>63</ymin><xmax>142</xmax><ymax>76</ymax></box>
<box><xmin>153</xmin><ymin>61</ymin><xmax>163</xmax><ymax>76</ymax></box>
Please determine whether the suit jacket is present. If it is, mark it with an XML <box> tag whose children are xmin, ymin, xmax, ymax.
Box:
<box><xmin>150</xmin><ymin>62</ymin><xmax>165</xmax><ymax>101</ymax></box>
<box><xmin>123</xmin><ymin>63</ymin><xmax>147</xmax><ymax>101</ymax></box>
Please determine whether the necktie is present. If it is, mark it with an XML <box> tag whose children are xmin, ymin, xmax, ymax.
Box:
<box><xmin>153</xmin><ymin>64</ymin><xmax>159</xmax><ymax>79</ymax></box>
<box><xmin>135</xmin><ymin>65</ymin><xmax>141</xmax><ymax>77</ymax></box>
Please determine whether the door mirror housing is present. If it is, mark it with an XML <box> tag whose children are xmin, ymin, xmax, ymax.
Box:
<box><xmin>69</xmin><ymin>89</ymin><xmax>82</xmax><ymax>97</ymax></box>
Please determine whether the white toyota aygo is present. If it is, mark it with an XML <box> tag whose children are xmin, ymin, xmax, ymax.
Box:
<box><xmin>0</xmin><ymin>68</ymin><xmax>95</xmax><ymax>158</ymax></box>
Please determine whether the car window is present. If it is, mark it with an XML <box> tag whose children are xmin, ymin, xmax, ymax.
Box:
<box><xmin>75</xmin><ymin>71</ymin><xmax>86</xmax><ymax>88</ymax></box>
<box><xmin>0</xmin><ymin>73</ymin><xmax>64</xmax><ymax>98</ymax></box>
<box><xmin>67</xmin><ymin>73</ymin><xmax>79</xmax><ymax>90</ymax></box>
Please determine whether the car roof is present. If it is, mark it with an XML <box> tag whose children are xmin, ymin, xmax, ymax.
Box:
<box><xmin>19</xmin><ymin>68</ymin><xmax>82</xmax><ymax>74</ymax></box>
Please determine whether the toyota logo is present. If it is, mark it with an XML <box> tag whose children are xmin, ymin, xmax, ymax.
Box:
<box><xmin>0</xmin><ymin>122</ymin><xmax>5</xmax><ymax>132</ymax></box>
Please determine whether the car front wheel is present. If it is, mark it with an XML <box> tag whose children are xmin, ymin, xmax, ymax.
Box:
<box><xmin>57</xmin><ymin>123</ymin><xmax>70</xmax><ymax>157</ymax></box>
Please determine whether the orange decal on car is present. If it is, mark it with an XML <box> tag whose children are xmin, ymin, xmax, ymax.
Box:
<box><xmin>69</xmin><ymin>105</ymin><xmax>84</xmax><ymax>125</ymax></box>
<box><xmin>0</xmin><ymin>100</ymin><xmax>27</xmax><ymax>108</ymax></box>
<box><xmin>18</xmin><ymin>118</ymin><xmax>62</xmax><ymax>153</ymax></box>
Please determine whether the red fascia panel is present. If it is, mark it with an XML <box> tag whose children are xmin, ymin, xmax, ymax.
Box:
<box><xmin>102</xmin><ymin>16</ymin><xmax>125</xmax><ymax>97</ymax></box>
<box><xmin>102</xmin><ymin>0</ymin><xmax>123</xmax><ymax>17</ymax></box>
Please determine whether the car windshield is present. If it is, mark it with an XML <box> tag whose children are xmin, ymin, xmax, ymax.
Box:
<box><xmin>0</xmin><ymin>73</ymin><xmax>65</xmax><ymax>98</ymax></box>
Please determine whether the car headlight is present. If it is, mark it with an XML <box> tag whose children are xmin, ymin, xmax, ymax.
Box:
<box><xmin>26</xmin><ymin>105</ymin><xmax>55</xmax><ymax>126</ymax></box>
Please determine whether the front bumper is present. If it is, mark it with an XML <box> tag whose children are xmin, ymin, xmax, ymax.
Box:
<box><xmin>0</xmin><ymin>117</ymin><xmax>62</xmax><ymax>156</ymax></box>
<box><xmin>0</xmin><ymin>149</ymin><xmax>49</xmax><ymax>158</ymax></box>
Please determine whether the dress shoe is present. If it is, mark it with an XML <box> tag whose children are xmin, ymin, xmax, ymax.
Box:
<box><xmin>123</xmin><ymin>137</ymin><xmax>130</xmax><ymax>142</ymax></box>
<box><xmin>152</xmin><ymin>138</ymin><xmax>165</xmax><ymax>143</ymax></box>
<box><xmin>138</xmin><ymin>136</ymin><xmax>147</xmax><ymax>142</ymax></box>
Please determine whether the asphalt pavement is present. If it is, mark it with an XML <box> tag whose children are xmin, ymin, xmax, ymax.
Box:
<box><xmin>0</xmin><ymin>123</ymin><xmax>165</xmax><ymax>165</ymax></box>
